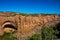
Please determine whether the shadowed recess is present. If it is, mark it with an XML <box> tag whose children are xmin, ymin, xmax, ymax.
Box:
<box><xmin>3</xmin><ymin>24</ymin><xmax>17</xmax><ymax>30</ymax></box>
<box><xmin>55</xmin><ymin>23</ymin><xmax>60</xmax><ymax>39</ymax></box>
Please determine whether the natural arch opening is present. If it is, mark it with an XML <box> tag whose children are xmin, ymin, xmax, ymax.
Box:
<box><xmin>4</xmin><ymin>24</ymin><xmax>17</xmax><ymax>30</ymax></box>
<box><xmin>2</xmin><ymin>23</ymin><xmax>17</xmax><ymax>32</ymax></box>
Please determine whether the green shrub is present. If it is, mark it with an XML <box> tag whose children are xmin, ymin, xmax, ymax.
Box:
<box><xmin>0</xmin><ymin>30</ymin><xmax>17</xmax><ymax>40</ymax></box>
<box><xmin>28</xmin><ymin>34</ymin><xmax>42</xmax><ymax>40</ymax></box>
<box><xmin>28</xmin><ymin>25</ymin><xmax>57</xmax><ymax>40</ymax></box>
<box><xmin>41</xmin><ymin>25</ymin><xmax>57</xmax><ymax>40</ymax></box>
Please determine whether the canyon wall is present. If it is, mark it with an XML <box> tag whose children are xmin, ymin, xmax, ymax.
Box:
<box><xmin>18</xmin><ymin>14</ymin><xmax>60</xmax><ymax>40</ymax></box>
<box><xmin>0</xmin><ymin>12</ymin><xmax>60</xmax><ymax>40</ymax></box>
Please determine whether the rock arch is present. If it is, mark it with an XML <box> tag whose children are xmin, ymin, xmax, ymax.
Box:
<box><xmin>2</xmin><ymin>21</ymin><xmax>17</xmax><ymax>32</ymax></box>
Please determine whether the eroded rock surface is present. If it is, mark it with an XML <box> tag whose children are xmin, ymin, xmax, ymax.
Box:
<box><xmin>0</xmin><ymin>12</ymin><xmax>60</xmax><ymax>40</ymax></box>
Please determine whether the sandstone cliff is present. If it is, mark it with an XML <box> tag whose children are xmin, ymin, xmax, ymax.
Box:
<box><xmin>0</xmin><ymin>12</ymin><xmax>60</xmax><ymax>40</ymax></box>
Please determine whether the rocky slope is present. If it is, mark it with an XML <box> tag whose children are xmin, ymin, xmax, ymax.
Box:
<box><xmin>0</xmin><ymin>12</ymin><xmax>60</xmax><ymax>40</ymax></box>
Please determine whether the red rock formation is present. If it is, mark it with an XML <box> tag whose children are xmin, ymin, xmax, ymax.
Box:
<box><xmin>0</xmin><ymin>12</ymin><xmax>60</xmax><ymax>40</ymax></box>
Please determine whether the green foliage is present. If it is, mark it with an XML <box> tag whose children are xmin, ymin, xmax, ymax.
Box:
<box><xmin>41</xmin><ymin>25</ymin><xmax>57</xmax><ymax>40</ymax></box>
<box><xmin>0</xmin><ymin>30</ymin><xmax>17</xmax><ymax>40</ymax></box>
<box><xmin>28</xmin><ymin>25</ymin><xmax>57</xmax><ymax>40</ymax></box>
<box><xmin>28</xmin><ymin>34</ymin><xmax>42</xmax><ymax>40</ymax></box>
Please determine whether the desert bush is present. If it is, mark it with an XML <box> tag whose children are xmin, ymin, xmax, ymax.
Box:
<box><xmin>28</xmin><ymin>34</ymin><xmax>42</xmax><ymax>40</ymax></box>
<box><xmin>41</xmin><ymin>25</ymin><xmax>57</xmax><ymax>40</ymax></box>
<box><xmin>0</xmin><ymin>30</ymin><xmax>17</xmax><ymax>40</ymax></box>
<box><xmin>28</xmin><ymin>25</ymin><xmax>57</xmax><ymax>40</ymax></box>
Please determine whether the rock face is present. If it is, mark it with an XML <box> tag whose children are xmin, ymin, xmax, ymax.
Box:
<box><xmin>0</xmin><ymin>12</ymin><xmax>60</xmax><ymax>40</ymax></box>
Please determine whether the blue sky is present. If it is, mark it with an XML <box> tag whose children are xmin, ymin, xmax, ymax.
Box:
<box><xmin>0</xmin><ymin>0</ymin><xmax>60</xmax><ymax>14</ymax></box>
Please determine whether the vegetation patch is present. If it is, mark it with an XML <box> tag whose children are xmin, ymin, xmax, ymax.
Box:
<box><xmin>28</xmin><ymin>25</ymin><xmax>58</xmax><ymax>40</ymax></box>
<box><xmin>0</xmin><ymin>30</ymin><xmax>17</xmax><ymax>40</ymax></box>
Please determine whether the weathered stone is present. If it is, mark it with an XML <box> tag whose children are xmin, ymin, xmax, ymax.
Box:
<box><xmin>0</xmin><ymin>12</ymin><xmax>60</xmax><ymax>40</ymax></box>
